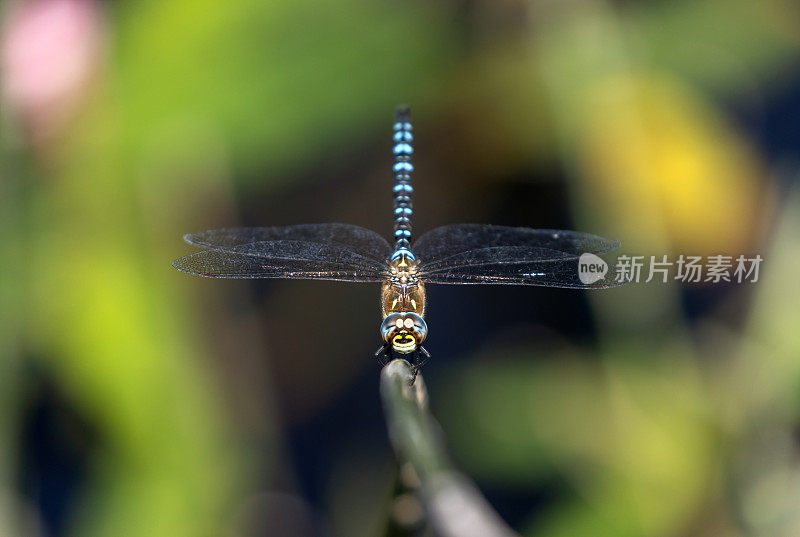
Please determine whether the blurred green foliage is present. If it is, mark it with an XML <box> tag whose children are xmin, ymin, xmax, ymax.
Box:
<box><xmin>112</xmin><ymin>0</ymin><xmax>456</xmax><ymax>176</ymax></box>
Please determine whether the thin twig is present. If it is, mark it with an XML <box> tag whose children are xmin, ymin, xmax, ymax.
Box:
<box><xmin>380</xmin><ymin>359</ymin><xmax>520</xmax><ymax>537</ymax></box>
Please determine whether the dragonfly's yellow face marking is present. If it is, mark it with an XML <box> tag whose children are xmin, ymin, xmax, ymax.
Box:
<box><xmin>392</xmin><ymin>333</ymin><xmax>417</xmax><ymax>353</ymax></box>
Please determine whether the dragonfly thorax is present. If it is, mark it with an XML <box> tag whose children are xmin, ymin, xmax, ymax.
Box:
<box><xmin>383</xmin><ymin>253</ymin><xmax>424</xmax><ymax>315</ymax></box>
<box><xmin>381</xmin><ymin>281</ymin><xmax>425</xmax><ymax>317</ymax></box>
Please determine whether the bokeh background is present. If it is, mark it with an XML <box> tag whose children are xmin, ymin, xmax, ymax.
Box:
<box><xmin>1</xmin><ymin>0</ymin><xmax>799</xmax><ymax>535</ymax></box>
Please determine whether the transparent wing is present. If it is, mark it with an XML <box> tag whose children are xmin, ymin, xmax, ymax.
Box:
<box><xmin>417</xmin><ymin>247</ymin><xmax>624</xmax><ymax>288</ymax></box>
<box><xmin>413</xmin><ymin>224</ymin><xmax>619</xmax><ymax>266</ymax></box>
<box><xmin>414</xmin><ymin>224</ymin><xmax>622</xmax><ymax>288</ymax></box>
<box><xmin>173</xmin><ymin>240</ymin><xmax>388</xmax><ymax>281</ymax></box>
<box><xmin>184</xmin><ymin>223</ymin><xmax>392</xmax><ymax>264</ymax></box>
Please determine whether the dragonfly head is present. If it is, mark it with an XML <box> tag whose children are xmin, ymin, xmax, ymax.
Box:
<box><xmin>381</xmin><ymin>312</ymin><xmax>427</xmax><ymax>354</ymax></box>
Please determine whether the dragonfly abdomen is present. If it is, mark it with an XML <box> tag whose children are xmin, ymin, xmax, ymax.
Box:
<box><xmin>392</xmin><ymin>107</ymin><xmax>414</xmax><ymax>250</ymax></box>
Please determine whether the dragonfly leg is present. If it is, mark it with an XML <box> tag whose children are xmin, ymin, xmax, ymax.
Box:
<box><xmin>408</xmin><ymin>346</ymin><xmax>431</xmax><ymax>382</ymax></box>
<box><xmin>374</xmin><ymin>344</ymin><xmax>391</xmax><ymax>366</ymax></box>
<box><xmin>417</xmin><ymin>346</ymin><xmax>431</xmax><ymax>367</ymax></box>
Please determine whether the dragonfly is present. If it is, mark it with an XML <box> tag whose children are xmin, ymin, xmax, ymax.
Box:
<box><xmin>173</xmin><ymin>107</ymin><xmax>621</xmax><ymax>369</ymax></box>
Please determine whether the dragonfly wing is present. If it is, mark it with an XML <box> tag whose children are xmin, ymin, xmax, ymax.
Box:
<box><xmin>417</xmin><ymin>246</ymin><xmax>624</xmax><ymax>288</ymax></box>
<box><xmin>173</xmin><ymin>240</ymin><xmax>388</xmax><ymax>281</ymax></box>
<box><xmin>413</xmin><ymin>225</ymin><xmax>623</xmax><ymax>289</ymax></box>
<box><xmin>184</xmin><ymin>223</ymin><xmax>392</xmax><ymax>264</ymax></box>
<box><xmin>413</xmin><ymin>224</ymin><xmax>619</xmax><ymax>267</ymax></box>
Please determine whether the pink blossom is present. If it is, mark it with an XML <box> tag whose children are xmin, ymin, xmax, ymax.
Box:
<box><xmin>1</xmin><ymin>0</ymin><xmax>103</xmax><ymax>136</ymax></box>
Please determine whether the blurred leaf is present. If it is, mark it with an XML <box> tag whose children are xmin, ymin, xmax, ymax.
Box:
<box><xmin>440</xmin><ymin>343</ymin><xmax>716</xmax><ymax>537</ymax></box>
<box><xmin>580</xmin><ymin>74</ymin><xmax>765</xmax><ymax>255</ymax></box>
<box><xmin>0</xmin><ymin>120</ymin><xmax>28</xmax><ymax>535</ymax></box>
<box><xmin>629</xmin><ymin>0</ymin><xmax>800</xmax><ymax>94</ymax></box>
<box><xmin>439</xmin><ymin>350</ymin><xmax>608</xmax><ymax>482</ymax></box>
<box><xmin>533</xmin><ymin>1</ymin><xmax>767</xmax><ymax>255</ymax></box>
<box><xmin>112</xmin><ymin>0</ymin><xmax>457</xmax><ymax>181</ymax></box>
<box><xmin>740</xmin><ymin>185</ymin><xmax>800</xmax><ymax>413</ymax></box>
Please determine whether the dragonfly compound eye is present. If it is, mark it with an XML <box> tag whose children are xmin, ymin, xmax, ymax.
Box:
<box><xmin>381</xmin><ymin>313</ymin><xmax>403</xmax><ymax>343</ymax></box>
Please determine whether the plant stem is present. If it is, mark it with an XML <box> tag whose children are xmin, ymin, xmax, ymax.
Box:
<box><xmin>380</xmin><ymin>359</ymin><xmax>520</xmax><ymax>537</ymax></box>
